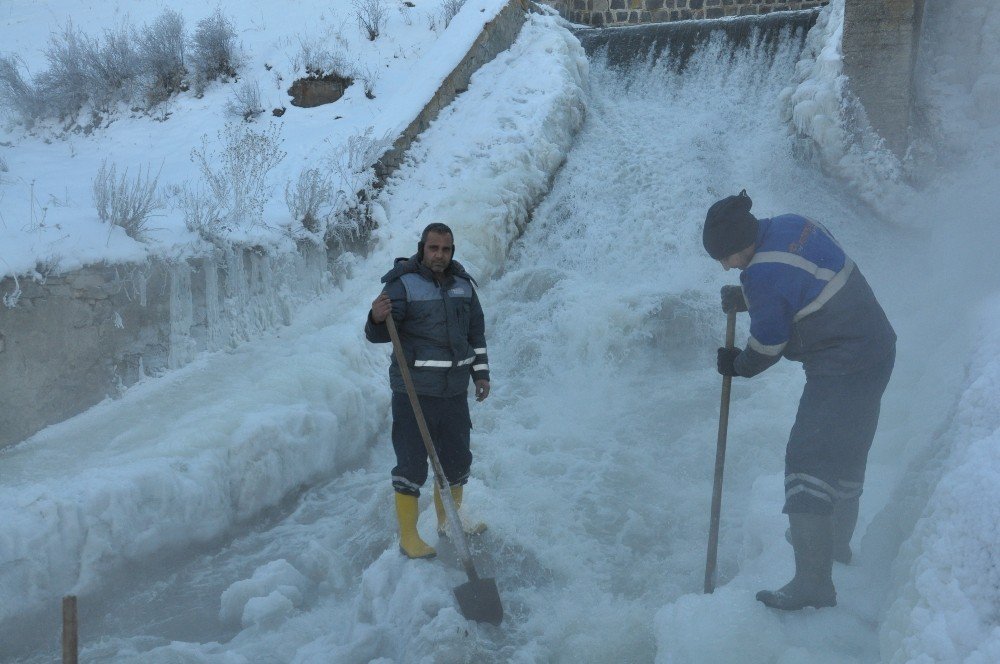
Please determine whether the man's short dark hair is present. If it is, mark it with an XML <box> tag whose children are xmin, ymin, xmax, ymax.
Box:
<box><xmin>418</xmin><ymin>223</ymin><xmax>455</xmax><ymax>261</ymax></box>
<box><xmin>420</xmin><ymin>222</ymin><xmax>453</xmax><ymax>244</ymax></box>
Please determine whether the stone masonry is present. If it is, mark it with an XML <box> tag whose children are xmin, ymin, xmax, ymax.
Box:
<box><xmin>547</xmin><ymin>0</ymin><xmax>829</xmax><ymax>27</ymax></box>
<box><xmin>842</xmin><ymin>0</ymin><xmax>923</xmax><ymax>156</ymax></box>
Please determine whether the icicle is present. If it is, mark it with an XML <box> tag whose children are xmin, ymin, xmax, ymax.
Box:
<box><xmin>167</xmin><ymin>261</ymin><xmax>196</xmax><ymax>369</ymax></box>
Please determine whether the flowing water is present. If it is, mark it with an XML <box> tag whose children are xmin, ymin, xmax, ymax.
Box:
<box><xmin>8</xmin><ymin>8</ymin><xmax>989</xmax><ymax>662</ymax></box>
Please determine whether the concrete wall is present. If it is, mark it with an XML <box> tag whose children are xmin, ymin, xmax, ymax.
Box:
<box><xmin>377</xmin><ymin>0</ymin><xmax>529</xmax><ymax>177</ymax></box>
<box><xmin>0</xmin><ymin>265</ymin><xmax>171</xmax><ymax>448</ymax></box>
<box><xmin>842</xmin><ymin>0</ymin><xmax>924</xmax><ymax>156</ymax></box>
<box><xmin>546</xmin><ymin>0</ymin><xmax>828</xmax><ymax>27</ymax></box>
<box><xmin>0</xmin><ymin>247</ymin><xmax>330</xmax><ymax>448</ymax></box>
<box><xmin>0</xmin><ymin>0</ymin><xmax>531</xmax><ymax>450</ymax></box>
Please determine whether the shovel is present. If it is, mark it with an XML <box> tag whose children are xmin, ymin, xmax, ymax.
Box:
<box><xmin>385</xmin><ymin>314</ymin><xmax>504</xmax><ymax>625</ymax></box>
<box><xmin>704</xmin><ymin>309</ymin><xmax>737</xmax><ymax>594</ymax></box>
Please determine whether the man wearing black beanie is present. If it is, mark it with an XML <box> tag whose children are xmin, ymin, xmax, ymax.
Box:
<box><xmin>703</xmin><ymin>191</ymin><xmax>896</xmax><ymax>611</ymax></box>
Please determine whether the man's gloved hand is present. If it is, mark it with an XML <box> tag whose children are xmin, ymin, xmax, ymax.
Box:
<box><xmin>720</xmin><ymin>285</ymin><xmax>747</xmax><ymax>313</ymax></box>
<box><xmin>717</xmin><ymin>347</ymin><xmax>741</xmax><ymax>377</ymax></box>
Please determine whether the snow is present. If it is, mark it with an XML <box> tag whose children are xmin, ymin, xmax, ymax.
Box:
<box><xmin>1</xmin><ymin>0</ymin><xmax>1000</xmax><ymax>661</ymax></box>
<box><xmin>0</xmin><ymin>0</ymin><xmax>512</xmax><ymax>278</ymax></box>
<box><xmin>219</xmin><ymin>559</ymin><xmax>309</xmax><ymax>628</ymax></box>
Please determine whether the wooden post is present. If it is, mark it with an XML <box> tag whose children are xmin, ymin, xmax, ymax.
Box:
<box><xmin>62</xmin><ymin>595</ymin><xmax>78</xmax><ymax>664</ymax></box>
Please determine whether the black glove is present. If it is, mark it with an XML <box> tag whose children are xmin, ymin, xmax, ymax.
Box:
<box><xmin>717</xmin><ymin>347</ymin><xmax>741</xmax><ymax>377</ymax></box>
<box><xmin>720</xmin><ymin>285</ymin><xmax>747</xmax><ymax>313</ymax></box>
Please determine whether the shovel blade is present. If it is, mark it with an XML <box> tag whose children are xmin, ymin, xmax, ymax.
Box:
<box><xmin>454</xmin><ymin>577</ymin><xmax>503</xmax><ymax>625</ymax></box>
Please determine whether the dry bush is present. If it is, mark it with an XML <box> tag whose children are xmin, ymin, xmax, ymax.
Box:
<box><xmin>285</xmin><ymin>168</ymin><xmax>334</xmax><ymax>237</ymax></box>
<box><xmin>190</xmin><ymin>9</ymin><xmax>239</xmax><ymax>94</ymax></box>
<box><xmin>92</xmin><ymin>160</ymin><xmax>162</xmax><ymax>240</ymax></box>
<box><xmin>226</xmin><ymin>80</ymin><xmax>264</xmax><ymax>121</ymax></box>
<box><xmin>139</xmin><ymin>9</ymin><xmax>187</xmax><ymax>103</ymax></box>
<box><xmin>190</xmin><ymin>122</ymin><xmax>286</xmax><ymax>232</ymax></box>
<box><xmin>354</xmin><ymin>0</ymin><xmax>388</xmax><ymax>41</ymax></box>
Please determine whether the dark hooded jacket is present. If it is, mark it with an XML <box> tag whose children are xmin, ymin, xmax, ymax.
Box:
<box><xmin>365</xmin><ymin>255</ymin><xmax>490</xmax><ymax>397</ymax></box>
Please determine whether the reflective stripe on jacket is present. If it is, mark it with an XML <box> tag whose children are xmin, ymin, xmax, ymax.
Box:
<box><xmin>365</xmin><ymin>256</ymin><xmax>490</xmax><ymax>396</ymax></box>
<box><xmin>735</xmin><ymin>214</ymin><xmax>896</xmax><ymax>377</ymax></box>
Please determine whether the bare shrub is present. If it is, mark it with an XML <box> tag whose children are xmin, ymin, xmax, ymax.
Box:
<box><xmin>16</xmin><ymin>20</ymin><xmax>142</xmax><ymax>122</ymax></box>
<box><xmin>1</xmin><ymin>12</ymin><xmax>191</xmax><ymax>125</ymax></box>
<box><xmin>0</xmin><ymin>54</ymin><xmax>42</xmax><ymax>123</ymax></box>
<box><xmin>92</xmin><ymin>159</ymin><xmax>162</xmax><ymax>240</ymax></box>
<box><xmin>294</xmin><ymin>40</ymin><xmax>350</xmax><ymax>78</ymax></box>
<box><xmin>441</xmin><ymin>0</ymin><xmax>466</xmax><ymax>28</ymax></box>
<box><xmin>178</xmin><ymin>184</ymin><xmax>224</xmax><ymax>240</ymax></box>
<box><xmin>81</xmin><ymin>23</ymin><xmax>143</xmax><ymax>111</ymax></box>
<box><xmin>35</xmin><ymin>21</ymin><xmax>91</xmax><ymax>120</ymax></box>
<box><xmin>328</xmin><ymin>127</ymin><xmax>393</xmax><ymax>249</ymax></box>
<box><xmin>138</xmin><ymin>9</ymin><xmax>186</xmax><ymax>103</ymax></box>
<box><xmin>354</xmin><ymin>63</ymin><xmax>379</xmax><ymax>99</ymax></box>
<box><xmin>191</xmin><ymin>122</ymin><xmax>286</xmax><ymax>231</ymax></box>
<box><xmin>354</xmin><ymin>0</ymin><xmax>388</xmax><ymax>41</ymax></box>
<box><xmin>226</xmin><ymin>80</ymin><xmax>264</xmax><ymax>121</ymax></box>
<box><xmin>190</xmin><ymin>9</ymin><xmax>239</xmax><ymax>94</ymax></box>
<box><xmin>285</xmin><ymin>168</ymin><xmax>334</xmax><ymax>237</ymax></box>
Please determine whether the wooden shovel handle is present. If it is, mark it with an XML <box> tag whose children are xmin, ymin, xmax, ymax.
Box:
<box><xmin>704</xmin><ymin>309</ymin><xmax>737</xmax><ymax>594</ymax></box>
<box><xmin>384</xmin><ymin>314</ymin><xmax>479</xmax><ymax>580</ymax></box>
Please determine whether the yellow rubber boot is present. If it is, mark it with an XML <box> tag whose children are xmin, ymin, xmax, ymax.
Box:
<box><xmin>434</xmin><ymin>484</ymin><xmax>487</xmax><ymax>537</ymax></box>
<box><xmin>394</xmin><ymin>492</ymin><xmax>436</xmax><ymax>559</ymax></box>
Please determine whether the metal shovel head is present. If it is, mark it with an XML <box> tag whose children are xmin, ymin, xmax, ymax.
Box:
<box><xmin>454</xmin><ymin>577</ymin><xmax>503</xmax><ymax>625</ymax></box>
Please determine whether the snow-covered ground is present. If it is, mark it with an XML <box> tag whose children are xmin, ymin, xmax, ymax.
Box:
<box><xmin>0</xmin><ymin>0</ymin><xmax>513</xmax><ymax>278</ymax></box>
<box><xmin>2</xmin><ymin>0</ymin><xmax>1000</xmax><ymax>661</ymax></box>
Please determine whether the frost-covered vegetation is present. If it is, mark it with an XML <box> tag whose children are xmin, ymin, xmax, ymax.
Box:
<box><xmin>0</xmin><ymin>0</ymin><xmax>502</xmax><ymax>284</ymax></box>
<box><xmin>1</xmin><ymin>0</ymin><xmax>484</xmax><ymax>271</ymax></box>
<box><xmin>0</xmin><ymin>9</ymin><xmax>239</xmax><ymax>128</ymax></box>
<box><xmin>92</xmin><ymin>160</ymin><xmax>162</xmax><ymax>240</ymax></box>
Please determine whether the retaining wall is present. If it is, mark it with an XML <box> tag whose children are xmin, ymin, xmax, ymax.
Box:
<box><xmin>377</xmin><ymin>0</ymin><xmax>529</xmax><ymax>176</ymax></box>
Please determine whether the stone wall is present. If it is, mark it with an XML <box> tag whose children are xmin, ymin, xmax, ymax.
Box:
<box><xmin>0</xmin><ymin>0</ymin><xmax>532</xmax><ymax>450</ymax></box>
<box><xmin>842</xmin><ymin>0</ymin><xmax>923</xmax><ymax>156</ymax></box>
<box><xmin>555</xmin><ymin>0</ymin><xmax>924</xmax><ymax>158</ymax></box>
<box><xmin>546</xmin><ymin>0</ymin><xmax>828</xmax><ymax>27</ymax></box>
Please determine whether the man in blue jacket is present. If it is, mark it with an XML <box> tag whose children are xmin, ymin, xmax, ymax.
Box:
<box><xmin>703</xmin><ymin>190</ymin><xmax>895</xmax><ymax>610</ymax></box>
<box><xmin>366</xmin><ymin>223</ymin><xmax>490</xmax><ymax>559</ymax></box>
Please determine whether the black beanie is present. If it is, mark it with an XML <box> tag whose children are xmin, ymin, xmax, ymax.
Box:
<box><xmin>703</xmin><ymin>189</ymin><xmax>759</xmax><ymax>260</ymax></box>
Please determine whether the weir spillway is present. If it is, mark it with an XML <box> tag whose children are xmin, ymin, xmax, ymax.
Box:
<box><xmin>3</xmin><ymin>9</ymin><xmax>954</xmax><ymax>662</ymax></box>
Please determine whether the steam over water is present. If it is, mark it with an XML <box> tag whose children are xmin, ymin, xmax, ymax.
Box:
<box><xmin>470</xmin><ymin>19</ymin><xmax>892</xmax><ymax>661</ymax></box>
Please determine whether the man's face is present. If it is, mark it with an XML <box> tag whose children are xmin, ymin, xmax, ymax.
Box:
<box><xmin>421</xmin><ymin>231</ymin><xmax>454</xmax><ymax>274</ymax></box>
<box><xmin>720</xmin><ymin>245</ymin><xmax>754</xmax><ymax>271</ymax></box>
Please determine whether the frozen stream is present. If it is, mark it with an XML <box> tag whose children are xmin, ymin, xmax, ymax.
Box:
<box><xmin>4</xmin><ymin>3</ymin><xmax>1000</xmax><ymax>662</ymax></box>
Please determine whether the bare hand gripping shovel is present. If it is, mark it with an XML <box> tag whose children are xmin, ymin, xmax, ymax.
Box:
<box><xmin>385</xmin><ymin>315</ymin><xmax>503</xmax><ymax>625</ymax></box>
<box><xmin>704</xmin><ymin>309</ymin><xmax>737</xmax><ymax>594</ymax></box>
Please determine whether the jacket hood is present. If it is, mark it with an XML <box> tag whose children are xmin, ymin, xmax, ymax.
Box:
<box><xmin>380</xmin><ymin>255</ymin><xmax>476</xmax><ymax>285</ymax></box>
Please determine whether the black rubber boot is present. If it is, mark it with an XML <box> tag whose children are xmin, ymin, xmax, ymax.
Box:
<box><xmin>785</xmin><ymin>496</ymin><xmax>858</xmax><ymax>565</ymax></box>
<box><xmin>831</xmin><ymin>496</ymin><xmax>859</xmax><ymax>565</ymax></box>
<box><xmin>758</xmin><ymin>513</ymin><xmax>836</xmax><ymax>610</ymax></box>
